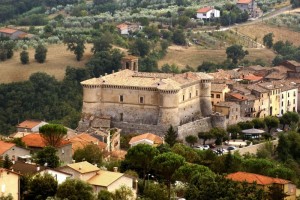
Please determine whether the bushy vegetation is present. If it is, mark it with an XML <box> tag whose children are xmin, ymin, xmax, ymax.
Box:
<box><xmin>266</xmin><ymin>14</ymin><xmax>300</xmax><ymax>32</ymax></box>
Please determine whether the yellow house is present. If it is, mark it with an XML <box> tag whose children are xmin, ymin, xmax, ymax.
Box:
<box><xmin>211</xmin><ymin>83</ymin><xmax>230</xmax><ymax>108</ymax></box>
<box><xmin>247</xmin><ymin>85</ymin><xmax>270</xmax><ymax>118</ymax></box>
<box><xmin>258</xmin><ymin>82</ymin><xmax>281</xmax><ymax>116</ymax></box>
<box><xmin>227</xmin><ymin>171</ymin><xmax>297</xmax><ymax>200</ymax></box>
<box><xmin>0</xmin><ymin>168</ymin><xmax>21</xmax><ymax>200</ymax></box>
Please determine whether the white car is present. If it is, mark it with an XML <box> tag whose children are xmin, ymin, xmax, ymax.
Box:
<box><xmin>203</xmin><ymin>145</ymin><xmax>210</xmax><ymax>150</ymax></box>
<box><xmin>193</xmin><ymin>146</ymin><xmax>204</xmax><ymax>150</ymax></box>
<box><xmin>275</xmin><ymin>128</ymin><xmax>283</xmax><ymax>132</ymax></box>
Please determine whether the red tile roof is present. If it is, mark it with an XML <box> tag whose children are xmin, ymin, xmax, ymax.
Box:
<box><xmin>17</xmin><ymin>120</ymin><xmax>43</xmax><ymax>129</ymax></box>
<box><xmin>228</xmin><ymin>92</ymin><xmax>248</xmax><ymax>101</ymax></box>
<box><xmin>21</xmin><ymin>133</ymin><xmax>71</xmax><ymax>148</ymax></box>
<box><xmin>243</xmin><ymin>74</ymin><xmax>263</xmax><ymax>81</ymax></box>
<box><xmin>116</xmin><ymin>23</ymin><xmax>128</xmax><ymax>30</ymax></box>
<box><xmin>129</xmin><ymin>133</ymin><xmax>163</xmax><ymax>145</ymax></box>
<box><xmin>69</xmin><ymin>133</ymin><xmax>106</xmax><ymax>153</ymax></box>
<box><xmin>0</xmin><ymin>141</ymin><xmax>15</xmax><ymax>155</ymax></box>
<box><xmin>237</xmin><ymin>0</ymin><xmax>252</xmax><ymax>4</ymax></box>
<box><xmin>197</xmin><ymin>7</ymin><xmax>213</xmax><ymax>13</ymax></box>
<box><xmin>0</xmin><ymin>27</ymin><xmax>18</xmax><ymax>34</ymax></box>
<box><xmin>226</xmin><ymin>171</ymin><xmax>290</xmax><ymax>185</ymax></box>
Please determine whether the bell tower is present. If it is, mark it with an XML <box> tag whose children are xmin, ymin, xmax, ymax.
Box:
<box><xmin>121</xmin><ymin>55</ymin><xmax>139</xmax><ymax>72</ymax></box>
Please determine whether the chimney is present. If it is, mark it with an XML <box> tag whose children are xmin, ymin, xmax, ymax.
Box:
<box><xmin>113</xmin><ymin>167</ymin><xmax>118</xmax><ymax>172</ymax></box>
<box><xmin>112</xmin><ymin>70</ymin><xmax>115</xmax><ymax>74</ymax></box>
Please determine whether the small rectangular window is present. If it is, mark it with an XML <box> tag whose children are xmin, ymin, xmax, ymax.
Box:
<box><xmin>120</xmin><ymin>113</ymin><xmax>123</xmax><ymax>121</ymax></box>
<box><xmin>120</xmin><ymin>95</ymin><xmax>124</xmax><ymax>102</ymax></box>
<box><xmin>216</xmin><ymin>94</ymin><xmax>220</xmax><ymax>98</ymax></box>
<box><xmin>196</xmin><ymin>90</ymin><xmax>198</xmax><ymax>96</ymax></box>
<box><xmin>183</xmin><ymin>95</ymin><xmax>185</xmax><ymax>101</ymax></box>
<box><xmin>211</xmin><ymin>94</ymin><xmax>214</xmax><ymax>98</ymax></box>
<box><xmin>139</xmin><ymin>96</ymin><xmax>144</xmax><ymax>104</ymax></box>
<box><xmin>189</xmin><ymin>93</ymin><xmax>192</xmax><ymax>99</ymax></box>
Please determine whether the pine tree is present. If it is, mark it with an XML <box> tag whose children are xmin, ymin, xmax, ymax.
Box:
<box><xmin>3</xmin><ymin>154</ymin><xmax>13</xmax><ymax>169</ymax></box>
<box><xmin>164</xmin><ymin>125</ymin><xmax>178</xmax><ymax>147</ymax></box>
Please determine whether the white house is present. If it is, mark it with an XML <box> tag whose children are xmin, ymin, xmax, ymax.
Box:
<box><xmin>39</xmin><ymin>169</ymin><xmax>72</xmax><ymax>184</ymax></box>
<box><xmin>196</xmin><ymin>7</ymin><xmax>220</xmax><ymax>19</ymax></box>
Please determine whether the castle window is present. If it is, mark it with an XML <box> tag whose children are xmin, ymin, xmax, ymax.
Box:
<box><xmin>288</xmin><ymin>93</ymin><xmax>290</xmax><ymax>97</ymax></box>
<box><xmin>120</xmin><ymin>113</ymin><xmax>123</xmax><ymax>121</ymax></box>
<box><xmin>211</xmin><ymin>94</ymin><xmax>214</xmax><ymax>98</ymax></box>
<box><xmin>196</xmin><ymin>90</ymin><xmax>198</xmax><ymax>96</ymax></box>
<box><xmin>120</xmin><ymin>95</ymin><xmax>124</xmax><ymax>102</ymax></box>
<box><xmin>139</xmin><ymin>96</ymin><xmax>144</xmax><ymax>104</ymax></box>
<box><xmin>189</xmin><ymin>93</ymin><xmax>192</xmax><ymax>99</ymax></box>
<box><xmin>216</xmin><ymin>94</ymin><xmax>220</xmax><ymax>98</ymax></box>
<box><xmin>183</xmin><ymin>95</ymin><xmax>185</xmax><ymax>101</ymax></box>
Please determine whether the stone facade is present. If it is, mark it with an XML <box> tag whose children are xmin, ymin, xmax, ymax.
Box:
<box><xmin>79</xmin><ymin>68</ymin><xmax>218</xmax><ymax>135</ymax></box>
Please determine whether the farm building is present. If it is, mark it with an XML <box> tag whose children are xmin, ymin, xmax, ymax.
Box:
<box><xmin>196</xmin><ymin>7</ymin><xmax>220</xmax><ymax>19</ymax></box>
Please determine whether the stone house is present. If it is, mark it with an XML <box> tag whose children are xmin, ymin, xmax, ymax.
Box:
<box><xmin>16</xmin><ymin>120</ymin><xmax>48</xmax><ymax>132</ymax></box>
<box><xmin>0</xmin><ymin>140</ymin><xmax>30</xmax><ymax>161</ymax></box>
<box><xmin>211</xmin><ymin>83</ymin><xmax>230</xmax><ymax>108</ymax></box>
<box><xmin>59</xmin><ymin>161</ymin><xmax>136</xmax><ymax>196</ymax></box>
<box><xmin>236</xmin><ymin>0</ymin><xmax>258</xmax><ymax>17</ymax></box>
<box><xmin>0</xmin><ymin>168</ymin><xmax>21</xmax><ymax>200</ymax></box>
<box><xmin>196</xmin><ymin>7</ymin><xmax>220</xmax><ymax>19</ymax></box>
<box><xmin>0</xmin><ymin>27</ymin><xmax>25</xmax><ymax>39</ymax></box>
<box><xmin>129</xmin><ymin>133</ymin><xmax>163</xmax><ymax>147</ymax></box>
<box><xmin>21</xmin><ymin>133</ymin><xmax>73</xmax><ymax>164</ymax></box>
<box><xmin>116</xmin><ymin>22</ymin><xmax>142</xmax><ymax>35</ymax></box>
<box><xmin>214</xmin><ymin>102</ymin><xmax>241</xmax><ymax>125</ymax></box>
<box><xmin>227</xmin><ymin>171</ymin><xmax>296</xmax><ymax>200</ymax></box>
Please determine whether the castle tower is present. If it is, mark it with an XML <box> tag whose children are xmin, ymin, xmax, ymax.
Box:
<box><xmin>157</xmin><ymin>84</ymin><xmax>180</xmax><ymax>126</ymax></box>
<box><xmin>200</xmin><ymin>79</ymin><xmax>213</xmax><ymax>116</ymax></box>
<box><xmin>121</xmin><ymin>55</ymin><xmax>139</xmax><ymax>71</ymax></box>
<box><xmin>81</xmin><ymin>79</ymin><xmax>102</xmax><ymax>114</ymax></box>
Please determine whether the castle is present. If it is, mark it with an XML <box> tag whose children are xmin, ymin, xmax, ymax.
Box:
<box><xmin>78</xmin><ymin>56</ymin><xmax>226</xmax><ymax>139</ymax></box>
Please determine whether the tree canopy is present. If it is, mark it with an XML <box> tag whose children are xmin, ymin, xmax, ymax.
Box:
<box><xmin>36</xmin><ymin>146</ymin><xmax>60</xmax><ymax>168</ymax></box>
<box><xmin>39</xmin><ymin>124</ymin><xmax>67</xmax><ymax>147</ymax></box>
<box><xmin>56</xmin><ymin>179</ymin><xmax>94</xmax><ymax>200</ymax></box>
<box><xmin>73</xmin><ymin>144</ymin><xmax>103</xmax><ymax>166</ymax></box>
<box><xmin>226</xmin><ymin>45</ymin><xmax>248</xmax><ymax>64</ymax></box>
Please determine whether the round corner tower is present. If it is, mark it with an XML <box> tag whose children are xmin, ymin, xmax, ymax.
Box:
<box><xmin>200</xmin><ymin>79</ymin><xmax>213</xmax><ymax>116</ymax></box>
<box><xmin>81</xmin><ymin>79</ymin><xmax>102</xmax><ymax>114</ymax></box>
<box><xmin>158</xmin><ymin>87</ymin><xmax>180</xmax><ymax>127</ymax></box>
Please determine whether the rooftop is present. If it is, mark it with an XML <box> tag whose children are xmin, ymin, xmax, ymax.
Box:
<box><xmin>0</xmin><ymin>27</ymin><xmax>18</xmax><ymax>34</ymax></box>
<box><xmin>227</xmin><ymin>92</ymin><xmax>248</xmax><ymax>101</ymax></box>
<box><xmin>87</xmin><ymin>170</ymin><xmax>124</xmax><ymax>187</ymax></box>
<box><xmin>237</xmin><ymin>0</ymin><xmax>253</xmax><ymax>4</ymax></box>
<box><xmin>21</xmin><ymin>133</ymin><xmax>71</xmax><ymax>148</ymax></box>
<box><xmin>211</xmin><ymin>84</ymin><xmax>228</xmax><ymax>92</ymax></box>
<box><xmin>215</xmin><ymin>101</ymin><xmax>239</xmax><ymax>108</ymax></box>
<box><xmin>64</xmin><ymin>161</ymin><xmax>100</xmax><ymax>174</ymax></box>
<box><xmin>227</xmin><ymin>171</ymin><xmax>290</xmax><ymax>185</ymax></box>
<box><xmin>16</xmin><ymin>120</ymin><xmax>44</xmax><ymax>129</ymax></box>
<box><xmin>243</xmin><ymin>74</ymin><xmax>263</xmax><ymax>82</ymax></box>
<box><xmin>129</xmin><ymin>133</ymin><xmax>163</xmax><ymax>145</ymax></box>
<box><xmin>81</xmin><ymin>70</ymin><xmax>212</xmax><ymax>89</ymax></box>
<box><xmin>69</xmin><ymin>133</ymin><xmax>106</xmax><ymax>153</ymax></box>
<box><xmin>12</xmin><ymin>161</ymin><xmax>46</xmax><ymax>175</ymax></box>
<box><xmin>247</xmin><ymin>84</ymin><xmax>268</xmax><ymax>93</ymax></box>
<box><xmin>197</xmin><ymin>7</ymin><xmax>213</xmax><ymax>13</ymax></box>
<box><xmin>0</xmin><ymin>140</ymin><xmax>15</xmax><ymax>155</ymax></box>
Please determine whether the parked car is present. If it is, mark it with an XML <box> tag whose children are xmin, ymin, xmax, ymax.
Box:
<box><xmin>203</xmin><ymin>145</ymin><xmax>210</xmax><ymax>150</ymax></box>
<box><xmin>227</xmin><ymin>146</ymin><xmax>237</xmax><ymax>151</ymax></box>
<box><xmin>193</xmin><ymin>146</ymin><xmax>204</xmax><ymax>150</ymax></box>
<box><xmin>275</xmin><ymin>128</ymin><xmax>283</xmax><ymax>132</ymax></box>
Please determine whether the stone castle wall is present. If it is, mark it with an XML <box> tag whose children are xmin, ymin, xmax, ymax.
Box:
<box><xmin>177</xmin><ymin>117</ymin><xmax>212</xmax><ymax>140</ymax></box>
<box><xmin>112</xmin><ymin>122</ymin><xmax>169</xmax><ymax>136</ymax></box>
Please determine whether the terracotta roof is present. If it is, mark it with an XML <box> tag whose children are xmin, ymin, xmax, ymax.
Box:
<box><xmin>0</xmin><ymin>27</ymin><xmax>18</xmax><ymax>34</ymax></box>
<box><xmin>285</xmin><ymin>60</ymin><xmax>300</xmax><ymax>67</ymax></box>
<box><xmin>247</xmin><ymin>85</ymin><xmax>268</xmax><ymax>93</ymax></box>
<box><xmin>129</xmin><ymin>133</ymin><xmax>163</xmax><ymax>145</ymax></box>
<box><xmin>69</xmin><ymin>133</ymin><xmax>106</xmax><ymax>153</ymax></box>
<box><xmin>237</xmin><ymin>0</ymin><xmax>252</xmax><ymax>4</ymax></box>
<box><xmin>247</xmin><ymin>65</ymin><xmax>272</xmax><ymax>71</ymax></box>
<box><xmin>243</xmin><ymin>74</ymin><xmax>263</xmax><ymax>82</ymax></box>
<box><xmin>0</xmin><ymin>141</ymin><xmax>15</xmax><ymax>155</ymax></box>
<box><xmin>12</xmin><ymin>161</ymin><xmax>46</xmax><ymax>175</ymax></box>
<box><xmin>64</xmin><ymin>161</ymin><xmax>100</xmax><ymax>174</ymax></box>
<box><xmin>87</xmin><ymin>170</ymin><xmax>124</xmax><ymax>187</ymax></box>
<box><xmin>226</xmin><ymin>171</ymin><xmax>290</xmax><ymax>185</ymax></box>
<box><xmin>197</xmin><ymin>7</ymin><xmax>213</xmax><ymax>13</ymax></box>
<box><xmin>16</xmin><ymin>120</ymin><xmax>43</xmax><ymax>129</ymax></box>
<box><xmin>10</xmin><ymin>132</ymin><xmax>31</xmax><ymax>138</ymax></box>
<box><xmin>228</xmin><ymin>92</ymin><xmax>248</xmax><ymax>101</ymax></box>
<box><xmin>265</xmin><ymin>72</ymin><xmax>287</xmax><ymax>80</ymax></box>
<box><xmin>21</xmin><ymin>133</ymin><xmax>71</xmax><ymax>148</ymax></box>
<box><xmin>116</xmin><ymin>23</ymin><xmax>128</xmax><ymax>30</ymax></box>
<box><xmin>211</xmin><ymin>84</ymin><xmax>229</xmax><ymax>92</ymax></box>
<box><xmin>81</xmin><ymin>70</ymin><xmax>212</xmax><ymax>89</ymax></box>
